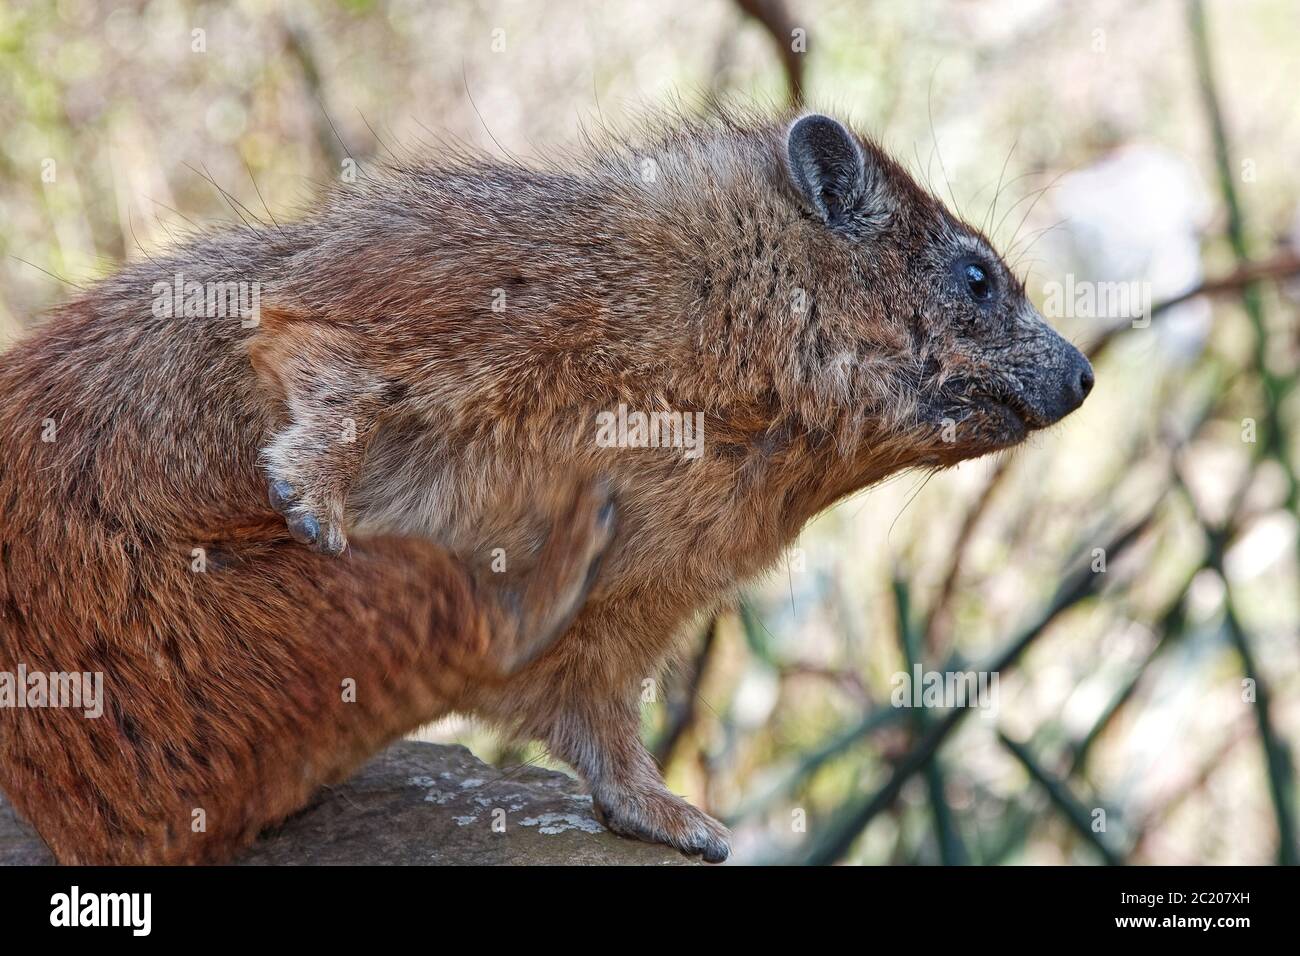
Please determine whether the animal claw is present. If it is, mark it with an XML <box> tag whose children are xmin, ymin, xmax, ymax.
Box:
<box><xmin>268</xmin><ymin>478</ymin><xmax>295</xmax><ymax>514</ymax></box>
<box><xmin>287</xmin><ymin>512</ymin><xmax>320</xmax><ymax>547</ymax></box>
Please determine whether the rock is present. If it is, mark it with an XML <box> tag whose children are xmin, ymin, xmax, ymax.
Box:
<box><xmin>0</xmin><ymin>741</ymin><xmax>696</xmax><ymax>865</ymax></box>
<box><xmin>0</xmin><ymin>798</ymin><xmax>50</xmax><ymax>866</ymax></box>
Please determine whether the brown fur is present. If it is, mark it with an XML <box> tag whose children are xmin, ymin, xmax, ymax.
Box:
<box><xmin>0</xmin><ymin>353</ymin><xmax>614</xmax><ymax>863</ymax></box>
<box><xmin>0</xmin><ymin>105</ymin><xmax>1090</xmax><ymax>863</ymax></box>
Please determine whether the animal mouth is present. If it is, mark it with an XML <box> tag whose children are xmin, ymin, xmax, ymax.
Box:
<box><xmin>980</xmin><ymin>394</ymin><xmax>1030</xmax><ymax>442</ymax></box>
<box><xmin>971</xmin><ymin>386</ymin><xmax>1036</xmax><ymax>429</ymax></box>
<box><xmin>931</xmin><ymin>376</ymin><xmax>1039</xmax><ymax>442</ymax></box>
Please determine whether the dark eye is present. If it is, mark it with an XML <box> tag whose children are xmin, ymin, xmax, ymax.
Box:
<box><xmin>964</xmin><ymin>263</ymin><xmax>992</xmax><ymax>303</ymax></box>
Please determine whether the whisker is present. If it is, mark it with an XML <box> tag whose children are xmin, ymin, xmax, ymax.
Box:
<box><xmin>982</xmin><ymin>137</ymin><xmax>1020</xmax><ymax>236</ymax></box>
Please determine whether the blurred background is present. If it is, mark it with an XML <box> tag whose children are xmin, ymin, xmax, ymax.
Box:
<box><xmin>2</xmin><ymin>0</ymin><xmax>1298</xmax><ymax>865</ymax></box>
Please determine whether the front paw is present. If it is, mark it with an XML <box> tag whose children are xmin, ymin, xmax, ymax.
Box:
<box><xmin>592</xmin><ymin>787</ymin><xmax>731</xmax><ymax>864</ymax></box>
<box><xmin>265</xmin><ymin>475</ymin><xmax>348</xmax><ymax>556</ymax></box>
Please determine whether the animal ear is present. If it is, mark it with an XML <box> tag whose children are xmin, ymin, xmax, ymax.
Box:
<box><xmin>786</xmin><ymin>114</ymin><xmax>885</xmax><ymax>232</ymax></box>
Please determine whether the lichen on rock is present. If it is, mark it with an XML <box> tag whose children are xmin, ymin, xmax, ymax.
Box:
<box><xmin>0</xmin><ymin>741</ymin><xmax>698</xmax><ymax>866</ymax></box>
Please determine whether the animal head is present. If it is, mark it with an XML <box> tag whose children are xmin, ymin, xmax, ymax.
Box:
<box><xmin>665</xmin><ymin>111</ymin><xmax>1092</xmax><ymax>489</ymax></box>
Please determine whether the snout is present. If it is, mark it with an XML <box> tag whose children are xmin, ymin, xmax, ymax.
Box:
<box><xmin>1022</xmin><ymin>336</ymin><xmax>1094</xmax><ymax>427</ymax></box>
<box><xmin>1051</xmin><ymin>347</ymin><xmax>1094</xmax><ymax>420</ymax></box>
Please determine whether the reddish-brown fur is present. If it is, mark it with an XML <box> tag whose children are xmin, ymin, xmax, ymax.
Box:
<box><xmin>0</xmin><ymin>106</ymin><xmax>1089</xmax><ymax>863</ymax></box>
<box><xmin>0</xmin><ymin>315</ymin><xmax>614</xmax><ymax>862</ymax></box>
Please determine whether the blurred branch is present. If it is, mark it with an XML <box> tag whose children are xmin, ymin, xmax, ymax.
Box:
<box><xmin>726</xmin><ymin>705</ymin><xmax>906</xmax><ymax>825</ymax></box>
<box><xmin>1067</xmin><ymin>574</ymin><xmax>1191</xmax><ymax>775</ymax></box>
<box><xmin>1064</xmin><ymin>391</ymin><xmax>1219</xmax><ymax>764</ymax></box>
<box><xmin>737</xmin><ymin>597</ymin><xmax>785</xmax><ymax>667</ymax></box>
<box><xmin>781</xmin><ymin>663</ymin><xmax>870</xmax><ymax>703</ymax></box>
<box><xmin>985</xmin><ymin>555</ymin><xmax>1202</xmax><ymax>863</ymax></box>
<box><xmin>279</xmin><ymin>15</ymin><xmax>349</xmax><ymax>167</ymax></box>
<box><xmin>1086</xmin><ymin>252</ymin><xmax>1300</xmax><ymax>364</ymax></box>
<box><xmin>1169</xmin><ymin>460</ymin><xmax>1300</xmax><ymax>866</ymax></box>
<box><xmin>1178</xmin><ymin>5</ymin><xmax>1300</xmax><ymax>859</ymax></box>
<box><xmin>651</xmin><ymin>616</ymin><xmax>720</xmax><ymax>769</ymax></box>
<box><xmin>794</xmin><ymin>508</ymin><xmax>1158</xmax><ymax>865</ymax></box>
<box><xmin>734</xmin><ymin>0</ymin><xmax>806</xmax><ymax>106</ymax></box>
<box><xmin>998</xmin><ymin>732</ymin><xmax>1124</xmax><ymax>865</ymax></box>
<box><xmin>1149</xmin><ymin>253</ymin><xmax>1300</xmax><ymax>318</ymax></box>
<box><xmin>1187</xmin><ymin>0</ymin><xmax>1296</xmax><ymax>503</ymax></box>
<box><xmin>893</xmin><ymin>575</ymin><xmax>968</xmax><ymax>864</ymax></box>
<box><xmin>922</xmin><ymin>457</ymin><xmax>1011</xmax><ymax>657</ymax></box>
<box><xmin>1218</xmin><ymin>594</ymin><xmax>1299</xmax><ymax>866</ymax></box>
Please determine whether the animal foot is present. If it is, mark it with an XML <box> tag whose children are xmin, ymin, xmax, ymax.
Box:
<box><xmin>264</xmin><ymin>473</ymin><xmax>348</xmax><ymax>556</ymax></box>
<box><xmin>592</xmin><ymin>786</ymin><xmax>731</xmax><ymax>863</ymax></box>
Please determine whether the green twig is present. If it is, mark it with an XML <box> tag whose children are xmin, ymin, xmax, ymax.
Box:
<box><xmin>998</xmin><ymin>732</ymin><xmax>1124</xmax><ymax>866</ymax></box>
<box><xmin>793</xmin><ymin>510</ymin><xmax>1156</xmax><ymax>865</ymax></box>
<box><xmin>1187</xmin><ymin>0</ymin><xmax>1295</xmax><ymax>500</ymax></box>
<box><xmin>893</xmin><ymin>575</ymin><xmax>968</xmax><ymax>865</ymax></box>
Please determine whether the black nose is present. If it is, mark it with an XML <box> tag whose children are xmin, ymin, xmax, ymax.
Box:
<box><xmin>1063</xmin><ymin>354</ymin><xmax>1094</xmax><ymax>413</ymax></box>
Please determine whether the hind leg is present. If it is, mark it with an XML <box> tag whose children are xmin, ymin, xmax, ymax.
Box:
<box><xmin>485</xmin><ymin>479</ymin><xmax>617</xmax><ymax>673</ymax></box>
<box><xmin>546</xmin><ymin>682</ymin><xmax>731</xmax><ymax>864</ymax></box>
<box><xmin>2</xmin><ymin>480</ymin><xmax>616</xmax><ymax>864</ymax></box>
<box><xmin>186</xmin><ymin>478</ymin><xmax>620</xmax><ymax>861</ymax></box>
